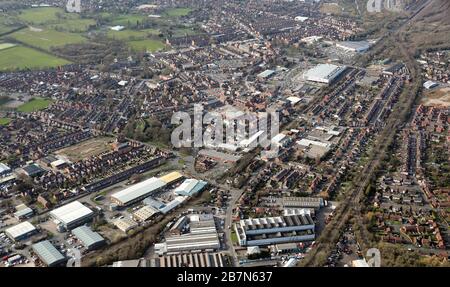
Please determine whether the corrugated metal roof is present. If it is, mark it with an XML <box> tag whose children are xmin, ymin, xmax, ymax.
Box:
<box><xmin>111</xmin><ymin>177</ymin><xmax>166</xmax><ymax>205</ymax></box>
<box><xmin>72</xmin><ymin>225</ymin><xmax>105</xmax><ymax>248</ymax></box>
<box><xmin>159</xmin><ymin>171</ymin><xmax>183</xmax><ymax>184</ymax></box>
<box><xmin>32</xmin><ymin>240</ymin><xmax>65</xmax><ymax>266</ymax></box>
<box><xmin>50</xmin><ymin>201</ymin><xmax>94</xmax><ymax>226</ymax></box>
<box><xmin>5</xmin><ymin>221</ymin><xmax>36</xmax><ymax>239</ymax></box>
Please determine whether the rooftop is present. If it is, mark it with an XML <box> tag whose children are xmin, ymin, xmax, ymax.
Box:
<box><xmin>32</xmin><ymin>240</ymin><xmax>65</xmax><ymax>266</ymax></box>
<box><xmin>72</xmin><ymin>225</ymin><xmax>105</xmax><ymax>248</ymax></box>
<box><xmin>111</xmin><ymin>177</ymin><xmax>166</xmax><ymax>205</ymax></box>
<box><xmin>50</xmin><ymin>201</ymin><xmax>94</xmax><ymax>226</ymax></box>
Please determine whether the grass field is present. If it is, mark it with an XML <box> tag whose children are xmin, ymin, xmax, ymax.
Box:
<box><xmin>0</xmin><ymin>45</ymin><xmax>70</xmax><ymax>71</ymax></box>
<box><xmin>129</xmin><ymin>39</ymin><xmax>166</xmax><ymax>52</ymax></box>
<box><xmin>0</xmin><ymin>43</ymin><xmax>16</xmax><ymax>51</ymax></box>
<box><xmin>18</xmin><ymin>7</ymin><xmax>78</xmax><ymax>25</ymax></box>
<box><xmin>163</xmin><ymin>8</ymin><xmax>193</xmax><ymax>17</ymax></box>
<box><xmin>0</xmin><ymin>118</ymin><xmax>11</xmax><ymax>126</ymax></box>
<box><xmin>17</xmin><ymin>98</ymin><xmax>54</xmax><ymax>113</ymax></box>
<box><xmin>49</xmin><ymin>18</ymin><xmax>97</xmax><ymax>33</ymax></box>
<box><xmin>55</xmin><ymin>137</ymin><xmax>113</xmax><ymax>162</ymax></box>
<box><xmin>10</xmin><ymin>28</ymin><xmax>86</xmax><ymax>51</ymax></box>
<box><xmin>107</xmin><ymin>28</ymin><xmax>160</xmax><ymax>40</ymax></box>
<box><xmin>111</xmin><ymin>14</ymin><xmax>148</xmax><ymax>27</ymax></box>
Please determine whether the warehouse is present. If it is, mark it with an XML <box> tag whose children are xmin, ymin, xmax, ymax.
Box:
<box><xmin>133</xmin><ymin>205</ymin><xmax>159</xmax><ymax>222</ymax></box>
<box><xmin>0</xmin><ymin>163</ymin><xmax>11</xmax><ymax>177</ymax></box>
<box><xmin>114</xmin><ymin>218</ymin><xmax>138</xmax><ymax>233</ymax></box>
<box><xmin>154</xmin><ymin>252</ymin><xmax>226</xmax><ymax>267</ymax></box>
<box><xmin>111</xmin><ymin>177</ymin><xmax>166</xmax><ymax>206</ymax></box>
<box><xmin>32</xmin><ymin>240</ymin><xmax>66</xmax><ymax>267</ymax></box>
<box><xmin>72</xmin><ymin>225</ymin><xmax>106</xmax><ymax>250</ymax></box>
<box><xmin>282</xmin><ymin>197</ymin><xmax>325</xmax><ymax>210</ymax></box>
<box><xmin>174</xmin><ymin>179</ymin><xmax>208</xmax><ymax>197</ymax></box>
<box><xmin>157</xmin><ymin>232</ymin><xmax>221</xmax><ymax>255</ymax></box>
<box><xmin>13</xmin><ymin>204</ymin><xmax>34</xmax><ymax>220</ymax></box>
<box><xmin>234</xmin><ymin>215</ymin><xmax>315</xmax><ymax>246</ymax></box>
<box><xmin>159</xmin><ymin>171</ymin><xmax>184</xmax><ymax>185</ymax></box>
<box><xmin>5</xmin><ymin>221</ymin><xmax>37</xmax><ymax>241</ymax></box>
<box><xmin>304</xmin><ymin>64</ymin><xmax>347</xmax><ymax>85</ymax></box>
<box><xmin>50</xmin><ymin>201</ymin><xmax>94</xmax><ymax>230</ymax></box>
<box><xmin>159</xmin><ymin>196</ymin><xmax>188</xmax><ymax>214</ymax></box>
<box><xmin>336</xmin><ymin>41</ymin><xmax>372</xmax><ymax>53</ymax></box>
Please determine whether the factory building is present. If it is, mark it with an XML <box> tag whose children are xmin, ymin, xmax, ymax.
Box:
<box><xmin>5</xmin><ymin>221</ymin><xmax>37</xmax><ymax>241</ymax></box>
<box><xmin>114</xmin><ymin>218</ymin><xmax>138</xmax><ymax>233</ymax></box>
<box><xmin>111</xmin><ymin>177</ymin><xmax>166</xmax><ymax>206</ymax></box>
<box><xmin>156</xmin><ymin>233</ymin><xmax>220</xmax><ymax>255</ymax></box>
<box><xmin>234</xmin><ymin>215</ymin><xmax>315</xmax><ymax>246</ymax></box>
<box><xmin>282</xmin><ymin>197</ymin><xmax>325</xmax><ymax>210</ymax></box>
<box><xmin>0</xmin><ymin>163</ymin><xmax>11</xmax><ymax>177</ymax></box>
<box><xmin>152</xmin><ymin>252</ymin><xmax>226</xmax><ymax>267</ymax></box>
<box><xmin>304</xmin><ymin>64</ymin><xmax>347</xmax><ymax>85</ymax></box>
<box><xmin>72</xmin><ymin>225</ymin><xmax>106</xmax><ymax>250</ymax></box>
<box><xmin>159</xmin><ymin>171</ymin><xmax>184</xmax><ymax>185</ymax></box>
<box><xmin>174</xmin><ymin>179</ymin><xmax>208</xmax><ymax>197</ymax></box>
<box><xmin>13</xmin><ymin>204</ymin><xmax>34</xmax><ymax>220</ymax></box>
<box><xmin>50</xmin><ymin>201</ymin><xmax>94</xmax><ymax>231</ymax></box>
<box><xmin>133</xmin><ymin>205</ymin><xmax>160</xmax><ymax>222</ymax></box>
<box><xmin>32</xmin><ymin>240</ymin><xmax>66</xmax><ymax>267</ymax></box>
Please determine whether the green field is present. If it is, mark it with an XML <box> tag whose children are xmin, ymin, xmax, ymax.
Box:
<box><xmin>49</xmin><ymin>18</ymin><xmax>97</xmax><ymax>33</ymax></box>
<box><xmin>0</xmin><ymin>43</ymin><xmax>16</xmax><ymax>51</ymax></box>
<box><xmin>163</xmin><ymin>8</ymin><xmax>193</xmax><ymax>17</ymax></box>
<box><xmin>17</xmin><ymin>98</ymin><xmax>54</xmax><ymax>113</ymax></box>
<box><xmin>0</xmin><ymin>118</ymin><xmax>11</xmax><ymax>126</ymax></box>
<box><xmin>129</xmin><ymin>39</ymin><xmax>166</xmax><ymax>52</ymax></box>
<box><xmin>0</xmin><ymin>45</ymin><xmax>70</xmax><ymax>71</ymax></box>
<box><xmin>107</xmin><ymin>28</ymin><xmax>160</xmax><ymax>40</ymax></box>
<box><xmin>18</xmin><ymin>7</ymin><xmax>79</xmax><ymax>25</ymax></box>
<box><xmin>111</xmin><ymin>14</ymin><xmax>148</xmax><ymax>27</ymax></box>
<box><xmin>10</xmin><ymin>28</ymin><xmax>86</xmax><ymax>51</ymax></box>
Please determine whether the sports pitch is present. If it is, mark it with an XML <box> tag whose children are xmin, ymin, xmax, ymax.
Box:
<box><xmin>129</xmin><ymin>39</ymin><xmax>166</xmax><ymax>52</ymax></box>
<box><xmin>10</xmin><ymin>28</ymin><xmax>86</xmax><ymax>51</ymax></box>
<box><xmin>17</xmin><ymin>98</ymin><xmax>54</xmax><ymax>113</ymax></box>
<box><xmin>0</xmin><ymin>45</ymin><xmax>70</xmax><ymax>71</ymax></box>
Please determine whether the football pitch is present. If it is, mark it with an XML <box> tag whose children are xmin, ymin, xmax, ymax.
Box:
<box><xmin>0</xmin><ymin>45</ymin><xmax>70</xmax><ymax>71</ymax></box>
<box><xmin>10</xmin><ymin>28</ymin><xmax>86</xmax><ymax>51</ymax></box>
<box><xmin>16</xmin><ymin>98</ymin><xmax>54</xmax><ymax>113</ymax></box>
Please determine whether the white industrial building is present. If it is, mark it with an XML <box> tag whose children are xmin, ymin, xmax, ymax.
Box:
<box><xmin>111</xmin><ymin>177</ymin><xmax>166</xmax><ymax>206</ymax></box>
<box><xmin>50</xmin><ymin>201</ymin><xmax>94</xmax><ymax>230</ymax></box>
<box><xmin>336</xmin><ymin>41</ymin><xmax>372</xmax><ymax>53</ymax></box>
<box><xmin>234</xmin><ymin>215</ymin><xmax>315</xmax><ymax>246</ymax></box>
<box><xmin>304</xmin><ymin>64</ymin><xmax>347</xmax><ymax>85</ymax></box>
<box><xmin>0</xmin><ymin>163</ymin><xmax>11</xmax><ymax>177</ymax></box>
<box><xmin>5</xmin><ymin>221</ymin><xmax>37</xmax><ymax>241</ymax></box>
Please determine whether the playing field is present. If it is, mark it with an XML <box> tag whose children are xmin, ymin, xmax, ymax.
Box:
<box><xmin>55</xmin><ymin>137</ymin><xmax>113</xmax><ymax>162</ymax></box>
<box><xmin>17</xmin><ymin>98</ymin><xmax>54</xmax><ymax>113</ymax></box>
<box><xmin>0</xmin><ymin>118</ymin><xmax>11</xmax><ymax>126</ymax></box>
<box><xmin>0</xmin><ymin>46</ymin><xmax>70</xmax><ymax>71</ymax></box>
<box><xmin>111</xmin><ymin>14</ymin><xmax>148</xmax><ymax>27</ymax></box>
<box><xmin>18</xmin><ymin>7</ymin><xmax>78</xmax><ymax>25</ymax></box>
<box><xmin>10</xmin><ymin>28</ymin><xmax>86</xmax><ymax>51</ymax></box>
<box><xmin>129</xmin><ymin>39</ymin><xmax>166</xmax><ymax>52</ymax></box>
<box><xmin>163</xmin><ymin>8</ymin><xmax>193</xmax><ymax>17</ymax></box>
<box><xmin>0</xmin><ymin>43</ymin><xmax>16</xmax><ymax>51</ymax></box>
<box><xmin>49</xmin><ymin>18</ymin><xmax>97</xmax><ymax>33</ymax></box>
<box><xmin>107</xmin><ymin>28</ymin><xmax>160</xmax><ymax>40</ymax></box>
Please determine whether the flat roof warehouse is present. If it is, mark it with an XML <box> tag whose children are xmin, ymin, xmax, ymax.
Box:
<box><xmin>111</xmin><ymin>177</ymin><xmax>167</xmax><ymax>206</ymax></box>
<box><xmin>50</xmin><ymin>201</ymin><xmax>94</xmax><ymax>229</ymax></box>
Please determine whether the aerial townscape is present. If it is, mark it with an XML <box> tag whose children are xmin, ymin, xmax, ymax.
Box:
<box><xmin>0</xmin><ymin>0</ymin><xmax>449</xmax><ymax>270</ymax></box>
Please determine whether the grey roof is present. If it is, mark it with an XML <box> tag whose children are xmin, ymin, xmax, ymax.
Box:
<box><xmin>32</xmin><ymin>240</ymin><xmax>66</xmax><ymax>266</ymax></box>
<box><xmin>14</xmin><ymin>207</ymin><xmax>34</xmax><ymax>218</ymax></box>
<box><xmin>111</xmin><ymin>177</ymin><xmax>166</xmax><ymax>205</ymax></box>
<box><xmin>72</xmin><ymin>225</ymin><xmax>105</xmax><ymax>248</ymax></box>
<box><xmin>0</xmin><ymin>163</ymin><xmax>11</xmax><ymax>174</ymax></box>
<box><xmin>5</xmin><ymin>221</ymin><xmax>36</xmax><ymax>240</ymax></box>
<box><xmin>50</xmin><ymin>201</ymin><xmax>94</xmax><ymax>226</ymax></box>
